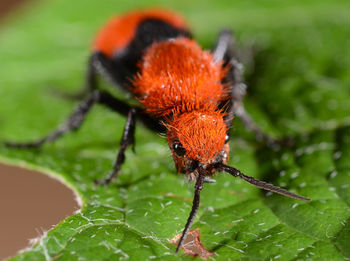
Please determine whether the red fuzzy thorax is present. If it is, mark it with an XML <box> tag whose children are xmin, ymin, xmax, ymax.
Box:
<box><xmin>133</xmin><ymin>38</ymin><xmax>228</xmax><ymax>117</ymax></box>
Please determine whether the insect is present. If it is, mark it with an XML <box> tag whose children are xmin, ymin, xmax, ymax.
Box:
<box><xmin>6</xmin><ymin>8</ymin><xmax>310</xmax><ymax>253</ymax></box>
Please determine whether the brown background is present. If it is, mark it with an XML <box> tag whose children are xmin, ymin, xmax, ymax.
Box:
<box><xmin>0</xmin><ymin>2</ymin><xmax>79</xmax><ymax>260</ymax></box>
<box><xmin>0</xmin><ymin>164</ymin><xmax>79</xmax><ymax>260</ymax></box>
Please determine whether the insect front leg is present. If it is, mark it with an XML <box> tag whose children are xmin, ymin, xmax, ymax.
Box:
<box><xmin>94</xmin><ymin>108</ymin><xmax>137</xmax><ymax>185</ymax></box>
<box><xmin>5</xmin><ymin>90</ymin><xmax>100</xmax><ymax>149</ymax></box>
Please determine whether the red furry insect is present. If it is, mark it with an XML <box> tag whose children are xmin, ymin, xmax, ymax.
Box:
<box><xmin>6</xmin><ymin>8</ymin><xmax>310</xmax><ymax>253</ymax></box>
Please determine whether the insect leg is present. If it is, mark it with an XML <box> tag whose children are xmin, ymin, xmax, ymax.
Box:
<box><xmin>60</xmin><ymin>50</ymin><xmax>166</xmax><ymax>132</ymax></box>
<box><xmin>53</xmin><ymin>51</ymin><xmax>123</xmax><ymax>100</ymax></box>
<box><xmin>5</xmin><ymin>91</ymin><xmax>100</xmax><ymax>149</ymax></box>
<box><xmin>215</xmin><ymin>29</ymin><xmax>285</xmax><ymax>145</ymax></box>
<box><xmin>213</xmin><ymin>29</ymin><xmax>246</xmax><ymax>132</ymax></box>
<box><xmin>91</xmin><ymin>51</ymin><xmax>124</xmax><ymax>88</ymax></box>
<box><xmin>213</xmin><ymin>29</ymin><xmax>236</xmax><ymax>65</ymax></box>
<box><xmin>176</xmin><ymin>171</ymin><xmax>205</xmax><ymax>253</ymax></box>
<box><xmin>94</xmin><ymin>108</ymin><xmax>137</xmax><ymax>185</ymax></box>
<box><xmin>97</xmin><ymin>91</ymin><xmax>166</xmax><ymax>133</ymax></box>
<box><xmin>51</xmin><ymin>54</ymin><xmax>98</xmax><ymax>100</ymax></box>
<box><xmin>234</xmin><ymin>103</ymin><xmax>282</xmax><ymax>145</ymax></box>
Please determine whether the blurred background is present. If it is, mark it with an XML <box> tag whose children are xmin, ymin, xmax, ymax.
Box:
<box><xmin>0</xmin><ymin>2</ymin><xmax>79</xmax><ymax>260</ymax></box>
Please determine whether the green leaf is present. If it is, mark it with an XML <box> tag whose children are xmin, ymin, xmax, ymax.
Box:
<box><xmin>1</xmin><ymin>0</ymin><xmax>350</xmax><ymax>260</ymax></box>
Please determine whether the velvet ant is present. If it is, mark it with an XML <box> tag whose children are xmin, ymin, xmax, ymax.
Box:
<box><xmin>6</xmin><ymin>9</ymin><xmax>310</xmax><ymax>253</ymax></box>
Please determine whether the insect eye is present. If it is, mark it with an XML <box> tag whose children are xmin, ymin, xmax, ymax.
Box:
<box><xmin>225</xmin><ymin>135</ymin><xmax>230</xmax><ymax>143</ymax></box>
<box><xmin>172</xmin><ymin>141</ymin><xmax>186</xmax><ymax>157</ymax></box>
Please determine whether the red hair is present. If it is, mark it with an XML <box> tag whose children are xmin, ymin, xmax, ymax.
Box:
<box><xmin>133</xmin><ymin>38</ymin><xmax>228</xmax><ymax>117</ymax></box>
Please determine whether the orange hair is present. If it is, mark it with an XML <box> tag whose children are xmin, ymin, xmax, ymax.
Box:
<box><xmin>133</xmin><ymin>38</ymin><xmax>228</xmax><ymax>117</ymax></box>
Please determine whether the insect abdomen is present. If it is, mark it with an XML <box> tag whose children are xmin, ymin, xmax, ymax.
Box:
<box><xmin>93</xmin><ymin>9</ymin><xmax>190</xmax><ymax>58</ymax></box>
